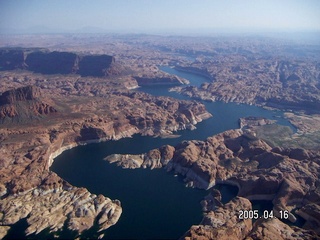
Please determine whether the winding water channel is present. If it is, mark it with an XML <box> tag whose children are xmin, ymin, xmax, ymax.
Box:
<box><xmin>51</xmin><ymin>66</ymin><xmax>295</xmax><ymax>239</ymax></box>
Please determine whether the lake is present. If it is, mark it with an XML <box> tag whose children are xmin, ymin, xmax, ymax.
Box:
<box><xmin>50</xmin><ymin>66</ymin><xmax>295</xmax><ymax>239</ymax></box>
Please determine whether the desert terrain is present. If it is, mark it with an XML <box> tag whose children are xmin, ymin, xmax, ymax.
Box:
<box><xmin>0</xmin><ymin>34</ymin><xmax>319</xmax><ymax>239</ymax></box>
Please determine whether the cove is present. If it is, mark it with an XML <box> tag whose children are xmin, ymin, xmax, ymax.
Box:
<box><xmin>51</xmin><ymin>140</ymin><xmax>206</xmax><ymax>239</ymax></box>
<box><xmin>51</xmin><ymin>137</ymin><xmax>237</xmax><ymax>239</ymax></box>
<box><xmin>51</xmin><ymin>67</ymin><xmax>296</xmax><ymax>239</ymax></box>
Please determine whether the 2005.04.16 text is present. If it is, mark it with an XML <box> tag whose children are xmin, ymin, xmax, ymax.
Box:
<box><xmin>238</xmin><ymin>210</ymin><xmax>289</xmax><ymax>220</ymax></box>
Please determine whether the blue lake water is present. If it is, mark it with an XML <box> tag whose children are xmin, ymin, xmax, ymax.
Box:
<box><xmin>159</xmin><ymin>65</ymin><xmax>210</xmax><ymax>88</ymax></box>
<box><xmin>52</xmin><ymin>139</ymin><xmax>206</xmax><ymax>239</ymax></box>
<box><xmin>50</xmin><ymin>67</ymin><xmax>296</xmax><ymax>239</ymax></box>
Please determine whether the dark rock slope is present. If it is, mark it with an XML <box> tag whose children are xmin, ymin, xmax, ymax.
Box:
<box><xmin>25</xmin><ymin>51</ymin><xmax>79</xmax><ymax>75</ymax></box>
<box><xmin>0</xmin><ymin>48</ymin><xmax>26</xmax><ymax>70</ymax></box>
<box><xmin>0</xmin><ymin>48</ymin><xmax>115</xmax><ymax>77</ymax></box>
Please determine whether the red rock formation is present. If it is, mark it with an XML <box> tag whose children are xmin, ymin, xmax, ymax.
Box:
<box><xmin>104</xmin><ymin>129</ymin><xmax>320</xmax><ymax>238</ymax></box>
<box><xmin>0</xmin><ymin>85</ymin><xmax>57</xmax><ymax>121</ymax></box>
<box><xmin>0</xmin><ymin>85</ymin><xmax>41</xmax><ymax>104</ymax></box>
<box><xmin>181</xmin><ymin>197</ymin><xmax>252</xmax><ymax>240</ymax></box>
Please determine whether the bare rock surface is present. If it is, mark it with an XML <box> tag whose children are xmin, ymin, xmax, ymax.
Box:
<box><xmin>181</xmin><ymin>197</ymin><xmax>252</xmax><ymax>240</ymax></box>
<box><xmin>0</xmin><ymin>79</ymin><xmax>211</xmax><ymax>238</ymax></box>
<box><xmin>0</xmin><ymin>226</ymin><xmax>10</xmax><ymax>239</ymax></box>
<box><xmin>1</xmin><ymin>184</ymin><xmax>122</xmax><ymax>235</ymax></box>
<box><xmin>104</xmin><ymin>128</ymin><xmax>320</xmax><ymax>238</ymax></box>
<box><xmin>247</xmin><ymin>218</ymin><xmax>319</xmax><ymax>240</ymax></box>
<box><xmin>0</xmin><ymin>85</ymin><xmax>42</xmax><ymax>104</ymax></box>
<box><xmin>0</xmin><ymin>85</ymin><xmax>57</xmax><ymax>122</ymax></box>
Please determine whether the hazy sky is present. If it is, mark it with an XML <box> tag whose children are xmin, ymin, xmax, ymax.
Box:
<box><xmin>1</xmin><ymin>0</ymin><xmax>320</xmax><ymax>34</ymax></box>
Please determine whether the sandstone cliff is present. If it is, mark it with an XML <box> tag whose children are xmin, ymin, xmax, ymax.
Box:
<box><xmin>0</xmin><ymin>85</ymin><xmax>57</xmax><ymax>122</ymax></box>
<box><xmin>0</xmin><ymin>48</ymin><xmax>27</xmax><ymax>70</ymax></box>
<box><xmin>0</xmin><ymin>85</ymin><xmax>42</xmax><ymax>104</ymax></box>
<box><xmin>26</xmin><ymin>51</ymin><xmax>79</xmax><ymax>75</ymax></box>
<box><xmin>0</xmin><ymin>48</ymin><xmax>115</xmax><ymax>77</ymax></box>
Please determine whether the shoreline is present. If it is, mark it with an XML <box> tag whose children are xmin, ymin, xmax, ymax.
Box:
<box><xmin>172</xmin><ymin>66</ymin><xmax>212</xmax><ymax>81</ymax></box>
<box><xmin>47</xmin><ymin>110</ymin><xmax>212</xmax><ymax>170</ymax></box>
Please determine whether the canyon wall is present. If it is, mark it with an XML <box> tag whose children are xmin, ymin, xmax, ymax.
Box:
<box><xmin>0</xmin><ymin>48</ymin><xmax>115</xmax><ymax>77</ymax></box>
